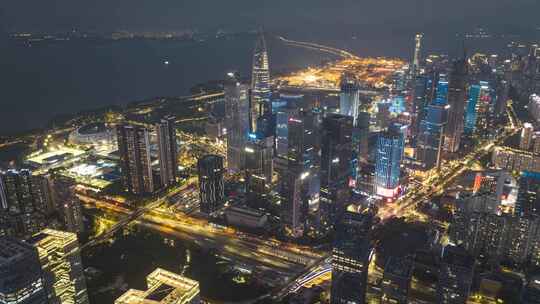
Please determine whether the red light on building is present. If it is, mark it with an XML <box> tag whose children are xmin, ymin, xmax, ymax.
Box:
<box><xmin>473</xmin><ymin>173</ymin><xmax>483</xmax><ymax>193</ymax></box>
<box><xmin>348</xmin><ymin>177</ymin><xmax>356</xmax><ymax>188</ymax></box>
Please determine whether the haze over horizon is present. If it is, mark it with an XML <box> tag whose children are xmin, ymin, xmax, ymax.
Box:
<box><xmin>1</xmin><ymin>0</ymin><xmax>540</xmax><ymax>35</ymax></box>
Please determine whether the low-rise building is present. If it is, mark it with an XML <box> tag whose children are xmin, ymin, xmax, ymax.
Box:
<box><xmin>115</xmin><ymin>268</ymin><xmax>200</xmax><ymax>304</ymax></box>
<box><xmin>225</xmin><ymin>206</ymin><xmax>268</xmax><ymax>229</ymax></box>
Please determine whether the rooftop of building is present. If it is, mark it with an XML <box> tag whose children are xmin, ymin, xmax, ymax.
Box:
<box><xmin>115</xmin><ymin>268</ymin><xmax>199</xmax><ymax>304</ymax></box>
<box><xmin>77</xmin><ymin>122</ymin><xmax>110</xmax><ymax>135</ymax></box>
<box><xmin>441</xmin><ymin>246</ymin><xmax>475</xmax><ymax>269</ymax></box>
<box><xmin>384</xmin><ymin>257</ymin><xmax>413</xmax><ymax>278</ymax></box>
<box><xmin>0</xmin><ymin>237</ymin><xmax>36</xmax><ymax>265</ymax></box>
<box><xmin>28</xmin><ymin>229</ymin><xmax>78</xmax><ymax>248</ymax></box>
<box><xmin>225</xmin><ymin>206</ymin><xmax>266</xmax><ymax>218</ymax></box>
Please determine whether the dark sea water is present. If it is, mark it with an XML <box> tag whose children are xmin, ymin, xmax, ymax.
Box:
<box><xmin>0</xmin><ymin>34</ymin><xmax>337</xmax><ymax>135</ymax></box>
<box><xmin>0</xmin><ymin>31</ymin><xmax>520</xmax><ymax>135</ymax></box>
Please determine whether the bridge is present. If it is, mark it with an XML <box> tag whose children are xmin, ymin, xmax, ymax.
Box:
<box><xmin>277</xmin><ymin>36</ymin><xmax>359</xmax><ymax>59</ymax></box>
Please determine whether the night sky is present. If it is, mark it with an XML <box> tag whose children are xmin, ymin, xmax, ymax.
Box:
<box><xmin>1</xmin><ymin>0</ymin><xmax>539</xmax><ymax>34</ymax></box>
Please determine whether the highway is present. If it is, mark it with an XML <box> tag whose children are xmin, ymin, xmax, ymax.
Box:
<box><xmin>81</xmin><ymin>185</ymin><xmax>324</xmax><ymax>281</ymax></box>
<box><xmin>271</xmin><ymin>255</ymin><xmax>331</xmax><ymax>301</ymax></box>
<box><xmin>80</xmin><ymin>178</ymin><xmax>197</xmax><ymax>250</ymax></box>
<box><xmin>379</xmin><ymin>103</ymin><xmax>521</xmax><ymax>221</ymax></box>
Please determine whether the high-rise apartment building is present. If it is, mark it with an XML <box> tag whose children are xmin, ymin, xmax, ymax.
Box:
<box><xmin>50</xmin><ymin>175</ymin><xmax>84</xmax><ymax>234</ymax></box>
<box><xmin>156</xmin><ymin>116</ymin><xmax>178</xmax><ymax>188</ymax></box>
<box><xmin>0</xmin><ymin>169</ymin><xmax>50</xmax><ymax>238</ymax></box>
<box><xmin>117</xmin><ymin>124</ymin><xmax>154</xmax><ymax>195</ymax></box>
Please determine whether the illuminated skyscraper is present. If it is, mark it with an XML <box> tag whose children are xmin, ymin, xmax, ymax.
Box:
<box><xmin>250</xmin><ymin>32</ymin><xmax>271</xmax><ymax>131</ymax></box>
<box><xmin>417</xmin><ymin>78</ymin><xmax>449</xmax><ymax>169</ymax></box>
<box><xmin>0</xmin><ymin>169</ymin><xmax>50</xmax><ymax>238</ymax></box>
<box><xmin>375</xmin><ymin>124</ymin><xmax>405</xmax><ymax>198</ymax></box>
<box><xmin>444</xmin><ymin>56</ymin><xmax>468</xmax><ymax>152</ymax></box>
<box><xmin>117</xmin><ymin>124</ymin><xmax>154</xmax><ymax>195</ymax></box>
<box><xmin>198</xmin><ymin>155</ymin><xmax>225</xmax><ymax>214</ymax></box>
<box><xmin>115</xmin><ymin>268</ymin><xmax>200</xmax><ymax>304</ymax></box>
<box><xmin>521</xmin><ymin>123</ymin><xmax>535</xmax><ymax>150</ymax></box>
<box><xmin>29</xmin><ymin>229</ymin><xmax>89</xmax><ymax>304</ymax></box>
<box><xmin>464</xmin><ymin>82</ymin><xmax>491</xmax><ymax>135</ymax></box>
<box><xmin>244</xmin><ymin>134</ymin><xmax>274</xmax><ymax>193</ymax></box>
<box><xmin>437</xmin><ymin>246</ymin><xmax>474</xmax><ymax>304</ymax></box>
<box><xmin>411</xmin><ymin>34</ymin><xmax>423</xmax><ymax>79</ymax></box>
<box><xmin>225</xmin><ymin>73</ymin><xmax>250</xmax><ymax>172</ymax></box>
<box><xmin>331</xmin><ymin>211</ymin><xmax>373</xmax><ymax>304</ymax></box>
<box><xmin>275</xmin><ymin>107</ymin><xmax>298</xmax><ymax>160</ymax></box>
<box><xmin>339</xmin><ymin>75</ymin><xmax>360</xmax><ymax>126</ymax></box>
<box><xmin>321</xmin><ymin>114</ymin><xmax>353</xmax><ymax>215</ymax></box>
<box><xmin>156</xmin><ymin>116</ymin><xmax>179</xmax><ymax>188</ymax></box>
<box><xmin>280</xmin><ymin>111</ymin><xmax>320</xmax><ymax>237</ymax></box>
<box><xmin>0</xmin><ymin>237</ymin><xmax>47</xmax><ymax>304</ymax></box>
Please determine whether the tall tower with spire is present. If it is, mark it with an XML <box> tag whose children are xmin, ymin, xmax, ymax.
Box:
<box><xmin>411</xmin><ymin>33</ymin><xmax>423</xmax><ymax>79</ymax></box>
<box><xmin>251</xmin><ymin>31</ymin><xmax>271</xmax><ymax>132</ymax></box>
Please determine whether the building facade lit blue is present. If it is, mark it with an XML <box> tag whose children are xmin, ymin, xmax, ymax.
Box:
<box><xmin>416</xmin><ymin>78</ymin><xmax>449</xmax><ymax>169</ymax></box>
<box><xmin>339</xmin><ymin>75</ymin><xmax>361</xmax><ymax>126</ymax></box>
<box><xmin>464</xmin><ymin>81</ymin><xmax>491</xmax><ymax>135</ymax></box>
<box><xmin>375</xmin><ymin>124</ymin><xmax>405</xmax><ymax>198</ymax></box>
<box><xmin>464</xmin><ymin>84</ymin><xmax>481</xmax><ymax>135</ymax></box>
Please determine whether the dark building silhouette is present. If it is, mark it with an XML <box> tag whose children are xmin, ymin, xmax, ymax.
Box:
<box><xmin>0</xmin><ymin>237</ymin><xmax>48</xmax><ymax>304</ymax></box>
<box><xmin>198</xmin><ymin>155</ymin><xmax>225</xmax><ymax>214</ymax></box>
<box><xmin>321</xmin><ymin>114</ymin><xmax>353</xmax><ymax>218</ymax></box>
<box><xmin>331</xmin><ymin>211</ymin><xmax>373</xmax><ymax>304</ymax></box>
<box><xmin>444</xmin><ymin>55</ymin><xmax>468</xmax><ymax>153</ymax></box>
<box><xmin>156</xmin><ymin>116</ymin><xmax>179</xmax><ymax>188</ymax></box>
<box><xmin>0</xmin><ymin>169</ymin><xmax>50</xmax><ymax>238</ymax></box>
<box><xmin>437</xmin><ymin>246</ymin><xmax>474</xmax><ymax>304</ymax></box>
<box><xmin>381</xmin><ymin>257</ymin><xmax>413</xmax><ymax>304</ymax></box>
<box><xmin>280</xmin><ymin>111</ymin><xmax>320</xmax><ymax>238</ymax></box>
